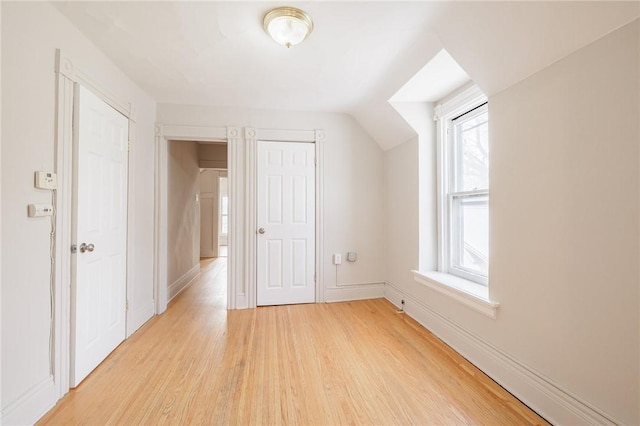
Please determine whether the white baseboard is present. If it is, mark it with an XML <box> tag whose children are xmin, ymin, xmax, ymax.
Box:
<box><xmin>1</xmin><ymin>377</ymin><xmax>57</xmax><ymax>426</ymax></box>
<box><xmin>384</xmin><ymin>282</ymin><xmax>620</xmax><ymax>426</ymax></box>
<box><xmin>126</xmin><ymin>298</ymin><xmax>156</xmax><ymax>337</ymax></box>
<box><xmin>324</xmin><ymin>283</ymin><xmax>385</xmax><ymax>303</ymax></box>
<box><xmin>168</xmin><ymin>264</ymin><xmax>200</xmax><ymax>302</ymax></box>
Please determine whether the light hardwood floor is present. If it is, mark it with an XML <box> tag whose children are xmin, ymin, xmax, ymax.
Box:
<box><xmin>39</xmin><ymin>257</ymin><xmax>548</xmax><ymax>425</ymax></box>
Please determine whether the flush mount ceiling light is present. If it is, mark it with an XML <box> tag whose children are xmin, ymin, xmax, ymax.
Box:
<box><xmin>263</xmin><ymin>6</ymin><xmax>313</xmax><ymax>48</ymax></box>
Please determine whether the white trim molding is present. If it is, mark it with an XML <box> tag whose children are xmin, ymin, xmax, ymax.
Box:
<box><xmin>244</xmin><ymin>127</ymin><xmax>257</xmax><ymax>309</ymax></box>
<box><xmin>412</xmin><ymin>270</ymin><xmax>499</xmax><ymax>319</ymax></box>
<box><xmin>434</xmin><ymin>84</ymin><xmax>488</xmax><ymax>281</ymax></box>
<box><xmin>56</xmin><ymin>50</ymin><xmax>135</xmax><ymax>123</ymax></box>
<box><xmin>153</xmin><ymin>125</ymin><xmax>327</xmax><ymax>310</ymax></box>
<box><xmin>246</xmin><ymin>128</ymin><xmax>326</xmax><ymax>307</ymax></box>
<box><xmin>49</xmin><ymin>48</ymin><xmax>142</xmax><ymax>418</ymax></box>
<box><xmin>314</xmin><ymin>130</ymin><xmax>326</xmax><ymax>304</ymax></box>
<box><xmin>325</xmin><ymin>283</ymin><xmax>385</xmax><ymax>303</ymax></box>
<box><xmin>227</xmin><ymin>127</ymin><xmax>244</xmax><ymax>309</ymax></box>
<box><xmin>0</xmin><ymin>377</ymin><xmax>57</xmax><ymax>426</ymax></box>
<box><xmin>384</xmin><ymin>282</ymin><xmax>621</xmax><ymax>426</ymax></box>
<box><xmin>154</xmin><ymin>124</ymin><xmax>230</xmax><ymax>312</ymax></box>
<box><xmin>168</xmin><ymin>264</ymin><xmax>201</xmax><ymax>302</ymax></box>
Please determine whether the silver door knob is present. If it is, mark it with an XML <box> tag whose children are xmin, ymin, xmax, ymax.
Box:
<box><xmin>258</xmin><ymin>228</ymin><xmax>266</xmax><ymax>234</ymax></box>
<box><xmin>80</xmin><ymin>243</ymin><xmax>95</xmax><ymax>253</ymax></box>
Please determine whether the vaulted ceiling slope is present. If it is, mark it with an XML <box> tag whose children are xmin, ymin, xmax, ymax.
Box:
<box><xmin>54</xmin><ymin>1</ymin><xmax>639</xmax><ymax>151</ymax></box>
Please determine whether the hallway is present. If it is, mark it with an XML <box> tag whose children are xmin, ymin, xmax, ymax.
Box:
<box><xmin>39</xmin><ymin>257</ymin><xmax>545</xmax><ymax>425</ymax></box>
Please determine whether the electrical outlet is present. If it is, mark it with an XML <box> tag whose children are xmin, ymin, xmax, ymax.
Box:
<box><xmin>346</xmin><ymin>252</ymin><xmax>357</xmax><ymax>262</ymax></box>
<box><xmin>333</xmin><ymin>253</ymin><xmax>342</xmax><ymax>265</ymax></box>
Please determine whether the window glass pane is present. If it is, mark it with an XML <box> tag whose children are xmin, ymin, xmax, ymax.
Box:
<box><xmin>454</xmin><ymin>109</ymin><xmax>489</xmax><ymax>192</ymax></box>
<box><xmin>221</xmin><ymin>215</ymin><xmax>228</xmax><ymax>235</ymax></box>
<box><xmin>451</xmin><ymin>194</ymin><xmax>488</xmax><ymax>278</ymax></box>
<box><xmin>221</xmin><ymin>196</ymin><xmax>228</xmax><ymax>215</ymax></box>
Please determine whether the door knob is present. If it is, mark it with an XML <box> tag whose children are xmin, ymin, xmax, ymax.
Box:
<box><xmin>80</xmin><ymin>243</ymin><xmax>95</xmax><ymax>253</ymax></box>
<box><xmin>258</xmin><ymin>228</ymin><xmax>266</xmax><ymax>234</ymax></box>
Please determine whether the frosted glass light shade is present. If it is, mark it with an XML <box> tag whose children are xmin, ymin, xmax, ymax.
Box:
<box><xmin>263</xmin><ymin>7</ymin><xmax>313</xmax><ymax>48</ymax></box>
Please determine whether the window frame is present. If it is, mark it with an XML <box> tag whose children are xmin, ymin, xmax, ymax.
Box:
<box><xmin>435</xmin><ymin>85</ymin><xmax>488</xmax><ymax>286</ymax></box>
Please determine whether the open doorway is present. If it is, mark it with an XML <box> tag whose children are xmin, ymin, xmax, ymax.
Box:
<box><xmin>165</xmin><ymin>140</ymin><xmax>230</xmax><ymax>306</ymax></box>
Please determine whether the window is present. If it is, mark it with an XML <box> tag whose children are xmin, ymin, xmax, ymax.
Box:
<box><xmin>437</xmin><ymin>87</ymin><xmax>489</xmax><ymax>285</ymax></box>
<box><xmin>219</xmin><ymin>176</ymin><xmax>229</xmax><ymax>238</ymax></box>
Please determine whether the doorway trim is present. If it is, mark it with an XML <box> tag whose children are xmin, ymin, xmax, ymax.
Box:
<box><xmin>245</xmin><ymin>128</ymin><xmax>325</xmax><ymax>308</ymax></box>
<box><xmin>154</xmin><ymin>125</ymin><xmax>238</xmax><ymax>312</ymax></box>
<box><xmin>53</xmin><ymin>49</ymin><xmax>137</xmax><ymax>404</ymax></box>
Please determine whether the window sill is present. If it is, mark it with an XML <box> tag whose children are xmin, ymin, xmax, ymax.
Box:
<box><xmin>411</xmin><ymin>270</ymin><xmax>499</xmax><ymax>319</ymax></box>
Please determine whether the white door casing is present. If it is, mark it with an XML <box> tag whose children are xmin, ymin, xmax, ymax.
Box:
<box><xmin>70</xmin><ymin>85</ymin><xmax>128</xmax><ymax>387</ymax></box>
<box><xmin>257</xmin><ymin>141</ymin><xmax>315</xmax><ymax>306</ymax></box>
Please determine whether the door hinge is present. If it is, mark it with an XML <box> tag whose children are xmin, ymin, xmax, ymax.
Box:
<box><xmin>125</xmin><ymin>300</ymin><xmax>129</xmax><ymax>312</ymax></box>
<box><xmin>314</xmin><ymin>155</ymin><xmax>317</xmax><ymax>166</ymax></box>
<box><xmin>128</xmin><ymin>142</ymin><xmax>131</xmax><ymax>152</ymax></box>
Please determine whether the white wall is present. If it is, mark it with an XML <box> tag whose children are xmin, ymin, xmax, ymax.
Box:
<box><xmin>384</xmin><ymin>20</ymin><xmax>639</xmax><ymax>424</ymax></box>
<box><xmin>384</xmin><ymin>136</ymin><xmax>419</xmax><ymax>291</ymax></box>
<box><xmin>168</xmin><ymin>141</ymin><xmax>200</xmax><ymax>297</ymax></box>
<box><xmin>1</xmin><ymin>3</ymin><xmax>156</xmax><ymax>424</ymax></box>
<box><xmin>157</xmin><ymin>105</ymin><xmax>386</xmax><ymax>302</ymax></box>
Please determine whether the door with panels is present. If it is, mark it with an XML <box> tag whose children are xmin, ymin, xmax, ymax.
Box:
<box><xmin>257</xmin><ymin>141</ymin><xmax>315</xmax><ymax>306</ymax></box>
<box><xmin>70</xmin><ymin>85</ymin><xmax>128</xmax><ymax>386</ymax></box>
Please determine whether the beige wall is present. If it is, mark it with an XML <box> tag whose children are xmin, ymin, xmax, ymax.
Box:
<box><xmin>198</xmin><ymin>143</ymin><xmax>227</xmax><ymax>169</ymax></box>
<box><xmin>385</xmin><ymin>19</ymin><xmax>639</xmax><ymax>424</ymax></box>
<box><xmin>168</xmin><ymin>141</ymin><xmax>200</xmax><ymax>288</ymax></box>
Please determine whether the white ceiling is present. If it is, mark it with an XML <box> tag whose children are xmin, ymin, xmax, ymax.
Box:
<box><xmin>53</xmin><ymin>1</ymin><xmax>639</xmax><ymax>151</ymax></box>
<box><xmin>389</xmin><ymin>49</ymin><xmax>471</xmax><ymax>104</ymax></box>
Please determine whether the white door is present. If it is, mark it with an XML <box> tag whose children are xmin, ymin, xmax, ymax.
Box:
<box><xmin>257</xmin><ymin>141</ymin><xmax>315</xmax><ymax>306</ymax></box>
<box><xmin>70</xmin><ymin>85</ymin><xmax>128</xmax><ymax>387</ymax></box>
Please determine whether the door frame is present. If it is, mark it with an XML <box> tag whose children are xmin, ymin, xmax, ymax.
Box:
<box><xmin>154</xmin><ymin>126</ymin><xmax>236</xmax><ymax>312</ymax></box>
<box><xmin>54</xmin><ymin>49</ymin><xmax>137</xmax><ymax>401</ymax></box>
<box><xmin>245</xmin><ymin>128</ymin><xmax>325</xmax><ymax>308</ymax></box>
<box><xmin>255</xmin><ymin>139</ymin><xmax>317</xmax><ymax>306</ymax></box>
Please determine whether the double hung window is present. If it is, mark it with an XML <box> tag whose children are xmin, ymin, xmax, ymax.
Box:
<box><xmin>437</xmin><ymin>87</ymin><xmax>489</xmax><ymax>286</ymax></box>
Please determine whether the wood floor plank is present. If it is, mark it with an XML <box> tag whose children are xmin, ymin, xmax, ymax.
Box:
<box><xmin>38</xmin><ymin>257</ymin><xmax>548</xmax><ymax>425</ymax></box>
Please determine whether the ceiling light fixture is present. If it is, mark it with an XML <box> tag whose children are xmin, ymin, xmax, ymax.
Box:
<box><xmin>263</xmin><ymin>6</ymin><xmax>313</xmax><ymax>48</ymax></box>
